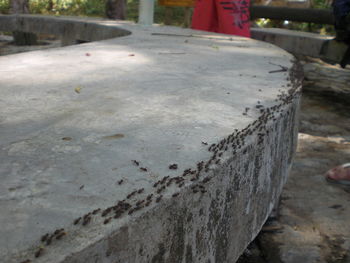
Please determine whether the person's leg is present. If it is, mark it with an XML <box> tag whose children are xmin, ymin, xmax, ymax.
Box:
<box><xmin>325</xmin><ymin>163</ymin><xmax>350</xmax><ymax>185</ymax></box>
<box><xmin>332</xmin><ymin>0</ymin><xmax>350</xmax><ymax>42</ymax></box>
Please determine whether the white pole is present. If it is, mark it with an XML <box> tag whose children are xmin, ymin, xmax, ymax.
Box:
<box><xmin>138</xmin><ymin>0</ymin><xmax>155</xmax><ymax>25</ymax></box>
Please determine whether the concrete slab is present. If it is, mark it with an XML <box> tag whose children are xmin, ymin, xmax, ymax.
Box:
<box><xmin>0</xmin><ymin>15</ymin><xmax>302</xmax><ymax>263</ymax></box>
<box><xmin>251</xmin><ymin>27</ymin><xmax>348</xmax><ymax>63</ymax></box>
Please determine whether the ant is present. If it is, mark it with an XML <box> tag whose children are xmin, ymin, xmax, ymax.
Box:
<box><xmin>136</xmin><ymin>200</ymin><xmax>145</xmax><ymax>206</ymax></box>
<box><xmin>82</xmin><ymin>216</ymin><xmax>91</xmax><ymax>226</ymax></box>
<box><xmin>127</xmin><ymin>190</ymin><xmax>137</xmax><ymax>199</ymax></box>
<box><xmin>103</xmin><ymin>217</ymin><xmax>112</xmax><ymax>224</ymax></box>
<box><xmin>35</xmin><ymin>247</ymin><xmax>44</xmax><ymax>258</ymax></box>
<box><xmin>169</xmin><ymin>164</ymin><xmax>178</xmax><ymax>170</ymax></box>
<box><xmin>46</xmin><ymin>236</ymin><xmax>53</xmax><ymax>246</ymax></box>
<box><xmin>41</xmin><ymin>233</ymin><xmax>49</xmax><ymax>242</ymax></box>
<box><xmin>56</xmin><ymin>232</ymin><xmax>66</xmax><ymax>240</ymax></box>
<box><xmin>92</xmin><ymin>208</ymin><xmax>101</xmax><ymax>215</ymax></box>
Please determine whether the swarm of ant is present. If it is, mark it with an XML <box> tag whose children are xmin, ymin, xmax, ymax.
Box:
<box><xmin>21</xmin><ymin>61</ymin><xmax>302</xmax><ymax>262</ymax></box>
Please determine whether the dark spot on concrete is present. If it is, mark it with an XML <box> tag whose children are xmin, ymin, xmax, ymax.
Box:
<box><xmin>107</xmin><ymin>226</ymin><xmax>129</xmax><ymax>259</ymax></box>
<box><xmin>139</xmin><ymin>246</ymin><xmax>144</xmax><ymax>256</ymax></box>
<box><xmin>185</xmin><ymin>244</ymin><xmax>193</xmax><ymax>263</ymax></box>
<box><xmin>168</xmin><ymin>212</ymin><xmax>185</xmax><ymax>262</ymax></box>
<box><xmin>225</xmin><ymin>188</ymin><xmax>234</xmax><ymax>203</ymax></box>
<box><xmin>214</xmin><ymin>210</ymin><xmax>229</xmax><ymax>262</ymax></box>
<box><xmin>329</xmin><ymin>204</ymin><xmax>342</xmax><ymax>209</ymax></box>
<box><xmin>151</xmin><ymin>243</ymin><xmax>166</xmax><ymax>263</ymax></box>
<box><xmin>199</xmin><ymin>208</ymin><xmax>204</xmax><ymax>216</ymax></box>
<box><xmin>233</xmin><ymin>173</ymin><xmax>240</xmax><ymax>191</ymax></box>
<box><xmin>195</xmin><ymin>227</ymin><xmax>206</xmax><ymax>253</ymax></box>
<box><xmin>253</xmin><ymin>153</ymin><xmax>263</xmax><ymax>193</ymax></box>
<box><xmin>207</xmin><ymin>199</ymin><xmax>221</xmax><ymax>238</ymax></box>
<box><xmin>187</xmin><ymin>213</ymin><xmax>192</xmax><ymax>222</ymax></box>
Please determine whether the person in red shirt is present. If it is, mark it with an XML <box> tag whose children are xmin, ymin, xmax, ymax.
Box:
<box><xmin>191</xmin><ymin>0</ymin><xmax>251</xmax><ymax>37</ymax></box>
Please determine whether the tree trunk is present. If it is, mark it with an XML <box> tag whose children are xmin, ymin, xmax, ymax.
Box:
<box><xmin>105</xmin><ymin>0</ymin><xmax>126</xmax><ymax>20</ymax></box>
<box><xmin>10</xmin><ymin>0</ymin><xmax>29</xmax><ymax>13</ymax></box>
<box><xmin>10</xmin><ymin>0</ymin><xmax>38</xmax><ymax>45</ymax></box>
<box><xmin>302</xmin><ymin>61</ymin><xmax>350</xmax><ymax>101</ymax></box>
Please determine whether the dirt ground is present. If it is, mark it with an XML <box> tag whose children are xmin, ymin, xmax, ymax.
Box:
<box><xmin>238</xmin><ymin>90</ymin><xmax>350</xmax><ymax>263</ymax></box>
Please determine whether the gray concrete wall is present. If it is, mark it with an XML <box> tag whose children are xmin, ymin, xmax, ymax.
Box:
<box><xmin>0</xmin><ymin>15</ymin><xmax>303</xmax><ymax>263</ymax></box>
<box><xmin>251</xmin><ymin>27</ymin><xmax>348</xmax><ymax>63</ymax></box>
<box><xmin>0</xmin><ymin>15</ymin><xmax>130</xmax><ymax>45</ymax></box>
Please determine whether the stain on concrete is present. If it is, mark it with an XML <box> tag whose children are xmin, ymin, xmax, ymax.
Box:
<box><xmin>106</xmin><ymin>226</ymin><xmax>129</xmax><ymax>259</ymax></box>
<box><xmin>185</xmin><ymin>244</ymin><xmax>193</xmax><ymax>263</ymax></box>
<box><xmin>214</xmin><ymin>201</ymin><xmax>230</xmax><ymax>262</ymax></box>
<box><xmin>168</xmin><ymin>212</ymin><xmax>186</xmax><ymax>263</ymax></box>
<box><xmin>151</xmin><ymin>243</ymin><xmax>166</xmax><ymax>263</ymax></box>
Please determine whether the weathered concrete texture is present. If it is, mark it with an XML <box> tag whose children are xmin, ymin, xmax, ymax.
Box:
<box><xmin>0</xmin><ymin>14</ymin><xmax>131</xmax><ymax>46</ymax></box>
<box><xmin>251</xmin><ymin>28</ymin><xmax>347</xmax><ymax>64</ymax></box>
<box><xmin>0</xmin><ymin>34</ymin><xmax>61</xmax><ymax>56</ymax></box>
<box><xmin>0</xmin><ymin>15</ymin><xmax>302</xmax><ymax>263</ymax></box>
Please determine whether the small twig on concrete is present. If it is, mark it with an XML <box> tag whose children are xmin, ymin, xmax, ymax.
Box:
<box><xmin>158</xmin><ymin>52</ymin><xmax>186</xmax><ymax>55</ymax></box>
<box><xmin>268</xmin><ymin>62</ymin><xmax>289</xmax><ymax>73</ymax></box>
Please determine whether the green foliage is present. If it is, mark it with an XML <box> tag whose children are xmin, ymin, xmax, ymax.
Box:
<box><xmin>254</xmin><ymin>0</ymin><xmax>334</xmax><ymax>34</ymax></box>
<box><xmin>312</xmin><ymin>0</ymin><xmax>331</xmax><ymax>9</ymax></box>
<box><xmin>0</xmin><ymin>0</ymin><xmax>10</xmax><ymax>14</ymax></box>
<box><xmin>0</xmin><ymin>0</ymin><xmax>188</xmax><ymax>26</ymax></box>
<box><xmin>256</xmin><ymin>18</ymin><xmax>335</xmax><ymax>35</ymax></box>
<box><xmin>28</xmin><ymin>0</ymin><xmax>105</xmax><ymax>16</ymax></box>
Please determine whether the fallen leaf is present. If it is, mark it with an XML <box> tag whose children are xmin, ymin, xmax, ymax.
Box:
<box><xmin>102</xmin><ymin>133</ymin><xmax>125</xmax><ymax>140</ymax></box>
<box><xmin>75</xmin><ymin>86</ymin><xmax>82</xmax><ymax>94</ymax></box>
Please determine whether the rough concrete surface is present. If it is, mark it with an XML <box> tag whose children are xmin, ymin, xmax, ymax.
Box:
<box><xmin>251</xmin><ymin>28</ymin><xmax>347</xmax><ymax>63</ymax></box>
<box><xmin>0</xmin><ymin>15</ymin><xmax>302</xmax><ymax>263</ymax></box>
